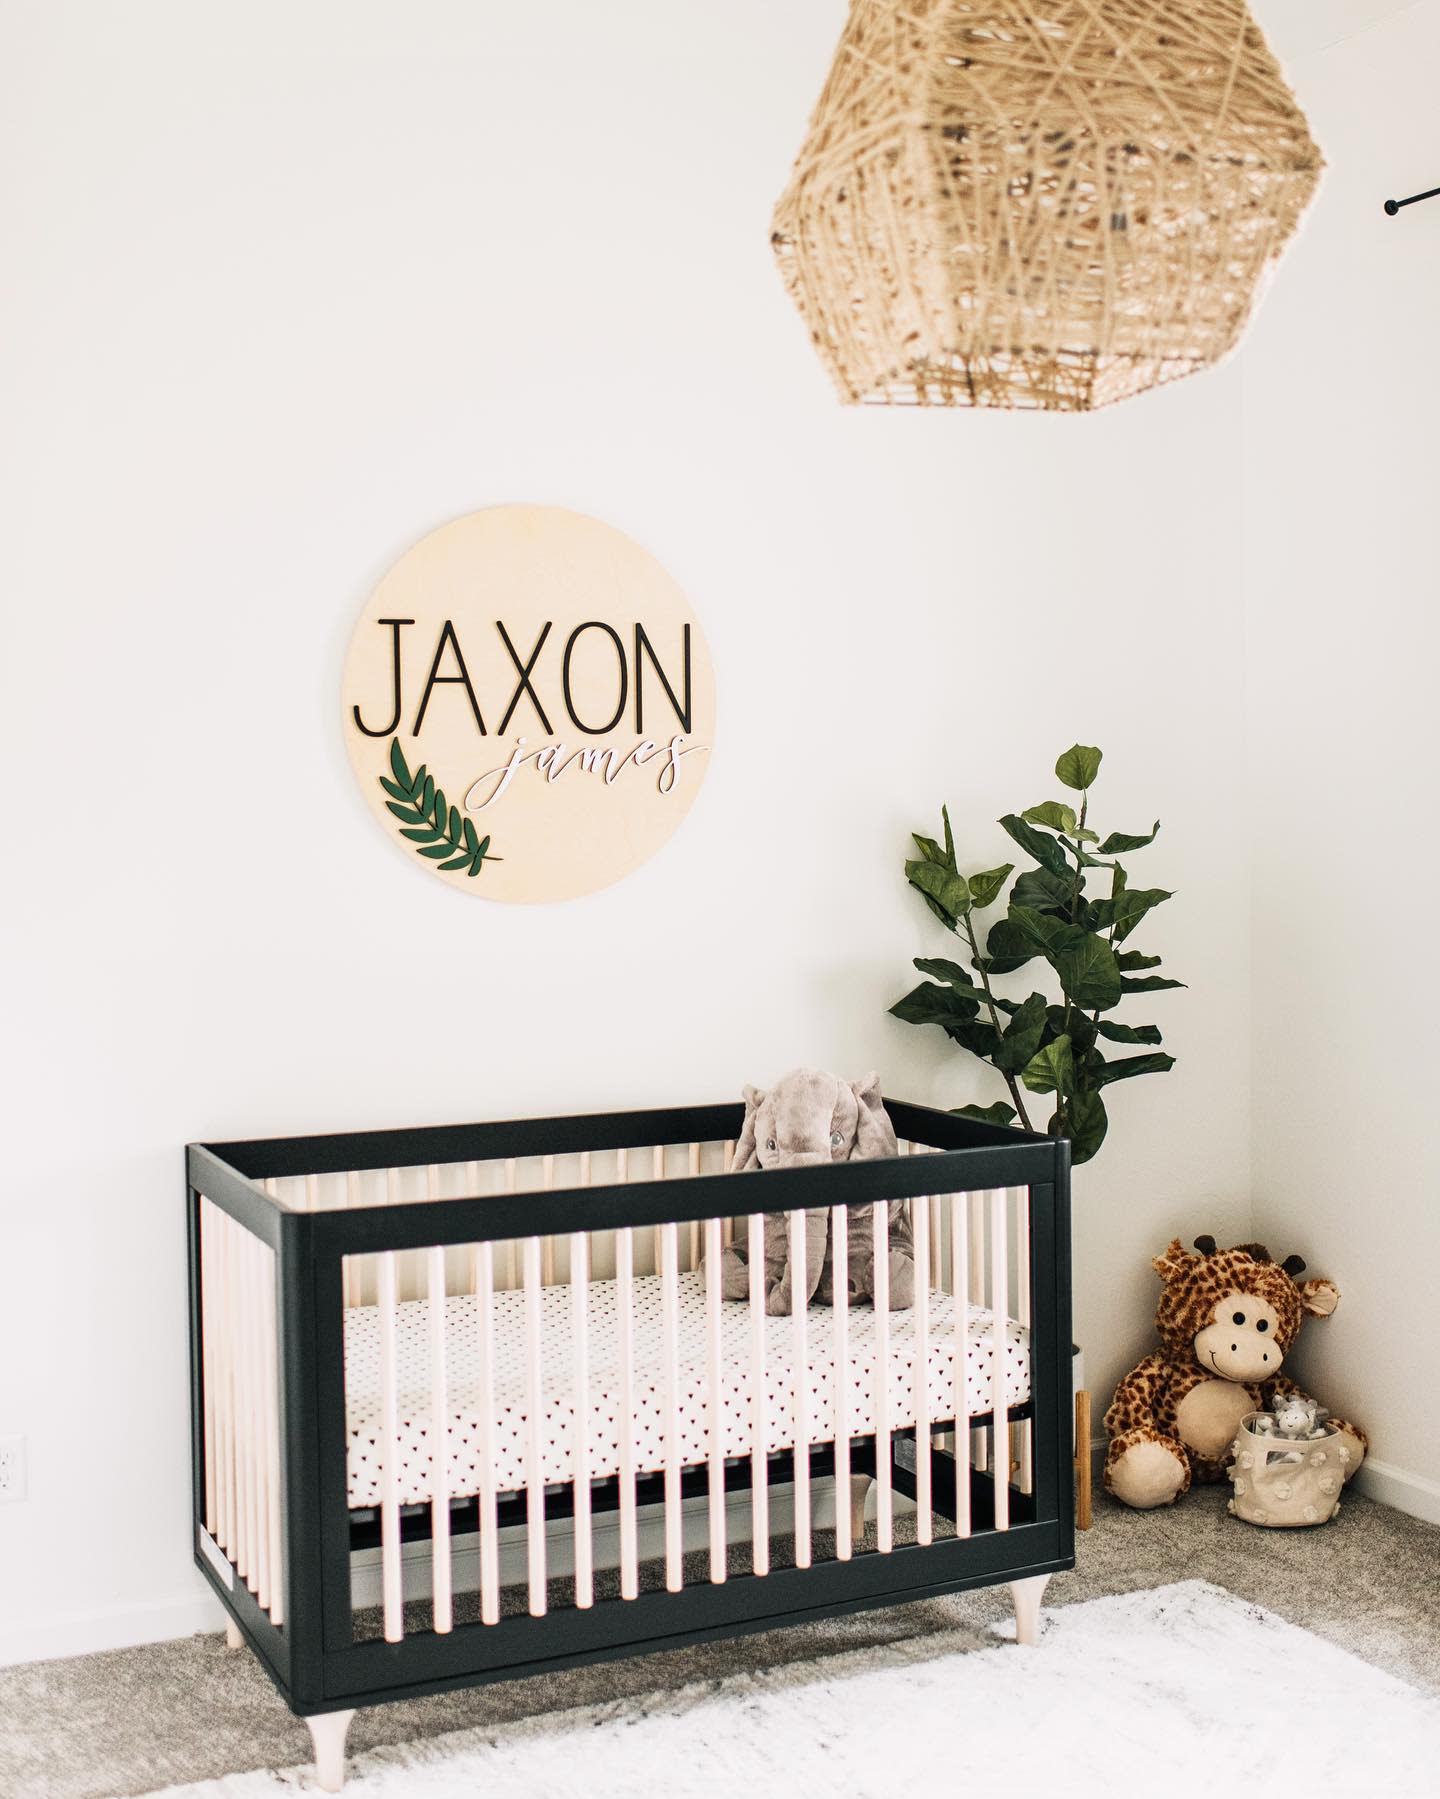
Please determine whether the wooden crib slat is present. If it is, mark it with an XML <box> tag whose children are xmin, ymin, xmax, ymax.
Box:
<box><xmin>465</xmin><ymin>1162</ymin><xmax>483</xmax><ymax>1297</ymax></box>
<box><xmin>969</xmin><ymin>1185</ymin><xmax>987</xmax><ymax>1473</ymax></box>
<box><xmin>200</xmin><ymin>1200</ymin><xmax>217</xmax><ymax>1536</ymax></box>
<box><xmin>523</xmin><ymin>1235</ymin><xmax>547</xmax><ymax>1617</ymax></box>
<box><xmin>652</xmin><ymin>1144</ymin><xmax>665</xmax><ymax>1275</ymax></box>
<box><xmin>234</xmin><ymin>1217</ymin><xmax>252</xmax><ymax>1589</ymax></box>
<box><xmin>570</xmin><ymin>1226</ymin><xmax>593</xmax><ymax>1609</ymax></box>
<box><xmin>688</xmin><ymin>1142</ymin><xmax>701</xmax><ymax>1271</ymax></box>
<box><xmin>1016</xmin><ymin>1185</ymin><xmax>1033</xmax><ymax>1498</ymax></box>
<box><xmin>247</xmin><ymin>1197</ymin><xmax>269</xmax><ymax>1596</ymax></box>
<box><xmin>660</xmin><ymin>1219</ymin><xmax>682</xmax><ymax>1592</ymax></box>
<box><xmin>789</xmin><ymin>1207</ymin><xmax>811</xmax><ymax>1570</ymax></box>
<box><xmin>913</xmin><ymin>1182</ymin><xmax>932</xmax><ymax>1546</ymax></box>
<box><xmin>542</xmin><ymin>1156</ymin><xmax>556</xmax><ymax>1286</ymax></box>
<box><xmin>426</xmin><ymin>1167</ymin><xmax>452</xmax><ymax>1634</ymax></box>
<box><xmin>616</xmin><ymin>1224</ymin><xmax>639</xmax><ymax>1601</ymax></box>
<box><xmin>379</xmin><ymin>1170</ymin><xmax>403</xmax><ymax>1642</ymax></box>
<box><xmin>721</xmin><ymin>1142</ymin><xmax>736</xmax><ymax>1246</ymax></box>
<box><xmin>216</xmin><ymin>1211</ymin><xmax>234</xmax><ymax>1557</ymax></box>
<box><xmin>504</xmin><ymin>1158</ymin><xmax>518</xmax><ymax>1291</ymax></box>
<box><xmin>952</xmin><ymin>1190</ymin><xmax>972</xmax><ymax>1538</ymax></box>
<box><xmin>873</xmin><ymin>1200</ymin><xmax>892</xmax><ymax>1554</ymax></box>
<box><xmin>704</xmin><ymin>1215</ymin><xmax>725</xmax><ymax>1583</ymax></box>
<box><xmin>990</xmin><ymin>1188</ymin><xmax>1010</xmax><ymax>1532</ymax></box>
<box><xmin>748</xmin><ymin>1208</ymin><xmax>768</xmax><ymax>1576</ymax></box>
<box><xmin>344</xmin><ymin>1171</ymin><xmax>362</xmax><ymax>1308</ymax></box>
<box><xmin>831</xmin><ymin>1203</ymin><xmax>852</xmax><ymax>1558</ymax></box>
<box><xmin>475</xmin><ymin>1239</ymin><xmax>500</xmax><ymax>1625</ymax></box>
<box><xmin>260</xmin><ymin>1239</ymin><xmax>284</xmax><ymax>1626</ymax></box>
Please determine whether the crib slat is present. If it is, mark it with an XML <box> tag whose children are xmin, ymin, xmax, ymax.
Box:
<box><xmin>522</xmin><ymin>1234</ymin><xmax>547</xmax><ymax>1616</ymax></box>
<box><xmin>465</xmin><ymin>1162</ymin><xmax>483</xmax><ymax>1296</ymax></box>
<box><xmin>688</xmin><ymin>1142</ymin><xmax>702</xmax><ymax>1270</ymax></box>
<box><xmin>990</xmin><ymin>1187</ymin><xmax>1009</xmax><ymax>1532</ymax></box>
<box><xmin>832</xmin><ymin>1204</ymin><xmax>851</xmax><ymax>1557</ymax></box>
<box><xmin>748</xmin><ymin>1208</ymin><xmax>769</xmax><ymax>1576</ymax></box>
<box><xmin>789</xmin><ymin>1207</ymin><xmax>811</xmax><ymax>1570</ymax></box>
<box><xmin>704</xmin><ymin>1215</ymin><xmax>725</xmax><ymax>1583</ymax></box>
<box><xmin>952</xmin><ymin>1190</ymin><xmax>972</xmax><ymax>1538</ymax></box>
<box><xmin>504</xmin><ymin>1157</ymin><xmax>518</xmax><ymax>1290</ymax></box>
<box><xmin>660</xmin><ymin>1219</ymin><xmax>683</xmax><ymax>1592</ymax></box>
<box><xmin>542</xmin><ymin>1155</ymin><xmax>556</xmax><ymax>1286</ymax></box>
<box><xmin>652</xmin><ymin>1144</ymin><xmax>665</xmax><ymax>1274</ymax></box>
<box><xmin>913</xmin><ymin>1181</ymin><xmax>932</xmax><ymax>1545</ymax></box>
<box><xmin>873</xmin><ymin>1201</ymin><xmax>892</xmax><ymax>1553</ymax></box>
<box><xmin>969</xmin><ymin>1185</ymin><xmax>987</xmax><ymax>1473</ymax></box>
<box><xmin>426</xmin><ymin>1169</ymin><xmax>452</xmax><ymax>1633</ymax></box>
<box><xmin>200</xmin><ymin>1201</ymin><xmax>217</xmax><ymax>1536</ymax></box>
<box><xmin>215</xmin><ymin>1212</ymin><xmax>234</xmax><ymax>1556</ymax></box>
<box><xmin>475</xmin><ymin>1239</ymin><xmax>499</xmax><ymax>1624</ymax></box>
<box><xmin>722</xmin><ymin>1142</ymin><xmax>736</xmax><ymax>1245</ymax></box>
<box><xmin>616</xmin><ymin>1224</ymin><xmax>639</xmax><ymax>1601</ymax></box>
<box><xmin>345</xmin><ymin>1171</ymin><xmax>362</xmax><ymax>1308</ymax></box>
<box><xmin>570</xmin><ymin>1226</ymin><xmax>593</xmax><ymax>1609</ymax></box>
<box><xmin>260</xmin><ymin>1239</ymin><xmax>283</xmax><ymax>1625</ymax></box>
<box><xmin>1016</xmin><ymin>1185</ymin><xmax>1033</xmax><ymax>1497</ymax></box>
<box><xmin>378</xmin><ymin>1227</ymin><xmax>403</xmax><ymax>1641</ymax></box>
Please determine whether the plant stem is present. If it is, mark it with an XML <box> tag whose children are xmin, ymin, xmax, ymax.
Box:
<box><xmin>960</xmin><ymin>910</ymin><xmax>1034</xmax><ymax>1131</ymax></box>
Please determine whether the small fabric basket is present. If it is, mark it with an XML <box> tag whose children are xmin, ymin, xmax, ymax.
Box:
<box><xmin>1228</xmin><ymin>1413</ymin><xmax>1348</xmax><ymax>1528</ymax></box>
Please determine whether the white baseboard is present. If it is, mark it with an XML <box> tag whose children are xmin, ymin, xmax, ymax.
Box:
<box><xmin>1351</xmin><ymin>1455</ymin><xmax>1440</xmax><ymax>1527</ymax></box>
<box><xmin>0</xmin><ymin>1587</ymin><xmax>226</xmax><ymax>1669</ymax></box>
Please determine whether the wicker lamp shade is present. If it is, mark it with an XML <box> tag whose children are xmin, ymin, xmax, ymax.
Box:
<box><xmin>771</xmin><ymin>1</ymin><xmax>1322</xmax><ymax>411</ymax></box>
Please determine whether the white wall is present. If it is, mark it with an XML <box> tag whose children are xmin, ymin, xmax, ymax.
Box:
<box><xmin>0</xmin><ymin>1</ymin><xmax>1256</xmax><ymax>1662</ymax></box>
<box><xmin>1243</xmin><ymin>1</ymin><xmax>1440</xmax><ymax>1520</ymax></box>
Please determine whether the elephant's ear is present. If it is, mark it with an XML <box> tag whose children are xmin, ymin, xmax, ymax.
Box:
<box><xmin>851</xmin><ymin>1072</ymin><xmax>897</xmax><ymax>1160</ymax></box>
<box><xmin>730</xmin><ymin>1084</ymin><xmax>765</xmax><ymax>1172</ymax></box>
<box><xmin>1299</xmin><ymin>1277</ymin><xmax>1340</xmax><ymax>1318</ymax></box>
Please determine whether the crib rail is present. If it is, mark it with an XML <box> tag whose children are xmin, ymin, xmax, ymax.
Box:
<box><xmin>187</xmin><ymin>1099</ymin><xmax>1070</xmax><ymax>1713</ymax></box>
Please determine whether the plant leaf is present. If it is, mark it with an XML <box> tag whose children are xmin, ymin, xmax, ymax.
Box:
<box><xmin>1054</xmin><ymin>933</ymin><xmax>1123</xmax><ymax>1011</ymax></box>
<box><xmin>1021</xmin><ymin>801</ymin><xmax>1078</xmax><ymax>835</ymax></box>
<box><xmin>399</xmin><ymin>824</ymin><xmax>442</xmax><ymax>842</ymax></box>
<box><xmin>1095</xmin><ymin>1019</ymin><xmax>1164</xmax><ymax>1045</ymax></box>
<box><xmin>1022</xmin><ymin>1034</ymin><xmax>1074</xmax><ymax>1095</ymax></box>
<box><xmin>1116</xmin><ymin>950</ymin><xmax>1163</xmax><ymax>971</ymax></box>
<box><xmin>1055</xmin><ymin>1090</ymin><xmax>1108</xmax><ymax>1163</ymax></box>
<box><xmin>912</xmin><ymin>833</ymin><xmax>946</xmax><ymax>866</ymax></box>
<box><xmin>1099</xmin><ymin>821</ymin><xmax>1160</xmax><ymax>855</ymax></box>
<box><xmin>890</xmin><ymin>982</ymin><xmax>981</xmax><ymax>1030</ymax></box>
<box><xmin>1011</xmin><ymin>866</ymin><xmax>1073</xmax><ymax>914</ymax></box>
<box><xmin>999</xmin><ymin>813</ymin><xmax>1069</xmax><ymax>876</ymax></box>
<box><xmin>389</xmin><ymin>738</ymin><xmax>413</xmax><ymax>789</ymax></box>
<box><xmin>1055</xmin><ymin>744</ymin><xmax>1102</xmax><ymax>791</ymax></box>
<box><xmin>437</xmin><ymin>852</ymin><xmax>471</xmax><ymax>870</ymax></box>
<box><xmin>385</xmin><ymin>800</ymin><xmax>427</xmax><ymax>824</ymax></box>
<box><xmin>951</xmin><ymin>1102</ymin><xmax>1018</xmax><ymax>1127</ymax></box>
<box><xmin>976</xmin><ymin>915</ymin><xmax>1039</xmax><ymax>976</ymax></box>
<box><xmin>1092</xmin><ymin>1051</ymin><xmax>1176</xmax><ymax>1087</ymax></box>
<box><xmin>912</xmin><ymin>958</ymin><xmax>1016</xmax><ymax>1014</ymax></box>
<box><xmin>418</xmin><ymin>841</ymin><xmax>457</xmax><ymax>859</ymax></box>
<box><xmin>966</xmin><ymin>862</ymin><xmax>1013</xmax><ymax>910</ymax></box>
<box><xmin>1087</xmin><ymin>887</ymin><xmax>1172</xmax><ymax>942</ymax></box>
<box><xmin>994</xmin><ymin>991</ymin><xmax>1050</xmax><ymax>1073</ymax></box>
<box><xmin>1120</xmin><ymin>974</ymin><xmax>1186</xmax><ymax>993</ymax></box>
<box><xmin>942</xmin><ymin>805</ymin><xmax>955</xmax><ymax>868</ymax></box>
<box><xmin>905</xmin><ymin>859</ymin><xmax>971</xmax><ymax>924</ymax></box>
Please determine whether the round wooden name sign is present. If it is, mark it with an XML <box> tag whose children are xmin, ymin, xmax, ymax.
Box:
<box><xmin>343</xmin><ymin>507</ymin><xmax>716</xmax><ymax>903</ymax></box>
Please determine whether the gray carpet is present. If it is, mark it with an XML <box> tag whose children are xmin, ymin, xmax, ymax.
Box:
<box><xmin>2</xmin><ymin>1486</ymin><xmax>1437</xmax><ymax>1799</ymax></box>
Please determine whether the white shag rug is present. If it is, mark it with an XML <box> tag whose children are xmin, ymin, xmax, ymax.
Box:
<box><xmin>146</xmin><ymin>1582</ymin><xmax>1440</xmax><ymax>1799</ymax></box>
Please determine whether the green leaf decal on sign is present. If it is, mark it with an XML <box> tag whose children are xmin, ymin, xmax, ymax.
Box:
<box><xmin>380</xmin><ymin>739</ymin><xmax>500</xmax><ymax>878</ymax></box>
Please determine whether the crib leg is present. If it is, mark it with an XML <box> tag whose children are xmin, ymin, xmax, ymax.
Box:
<box><xmin>305</xmin><ymin>1708</ymin><xmax>356</xmax><ymax>1793</ymax></box>
<box><xmin>849</xmin><ymin>1474</ymin><xmax>872</xmax><ymax>1547</ymax></box>
<box><xmin>224</xmin><ymin>1619</ymin><xmax>243</xmax><ymax>1650</ymax></box>
<box><xmin>1008</xmin><ymin>1574</ymin><xmax>1051</xmax><ymax>1647</ymax></box>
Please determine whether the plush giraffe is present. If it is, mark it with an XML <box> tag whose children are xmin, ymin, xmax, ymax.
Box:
<box><xmin>1105</xmin><ymin>1236</ymin><xmax>1366</xmax><ymax>1510</ymax></box>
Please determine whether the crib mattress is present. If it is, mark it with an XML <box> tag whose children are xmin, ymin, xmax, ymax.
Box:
<box><xmin>344</xmin><ymin>1272</ymin><xmax>1030</xmax><ymax>1509</ymax></box>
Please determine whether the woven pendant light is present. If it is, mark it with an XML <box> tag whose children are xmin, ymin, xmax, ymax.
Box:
<box><xmin>771</xmin><ymin>1</ymin><xmax>1322</xmax><ymax>411</ymax></box>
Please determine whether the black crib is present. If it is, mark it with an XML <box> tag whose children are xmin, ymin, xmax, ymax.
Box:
<box><xmin>186</xmin><ymin>1098</ymin><xmax>1073</xmax><ymax>1790</ymax></box>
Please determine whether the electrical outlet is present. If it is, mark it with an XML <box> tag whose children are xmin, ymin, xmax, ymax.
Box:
<box><xmin>0</xmin><ymin>1437</ymin><xmax>27</xmax><ymax>1503</ymax></box>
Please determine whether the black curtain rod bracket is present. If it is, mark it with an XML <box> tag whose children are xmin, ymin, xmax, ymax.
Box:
<box><xmin>1383</xmin><ymin>184</ymin><xmax>1440</xmax><ymax>217</ymax></box>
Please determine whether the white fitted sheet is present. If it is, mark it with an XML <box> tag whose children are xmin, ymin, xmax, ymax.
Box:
<box><xmin>344</xmin><ymin>1271</ymin><xmax>1029</xmax><ymax>1509</ymax></box>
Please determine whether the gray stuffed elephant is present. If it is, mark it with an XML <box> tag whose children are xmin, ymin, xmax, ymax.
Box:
<box><xmin>711</xmin><ymin>1069</ymin><xmax>915</xmax><ymax>1315</ymax></box>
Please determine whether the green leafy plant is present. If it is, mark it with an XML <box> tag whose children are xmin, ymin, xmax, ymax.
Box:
<box><xmin>889</xmin><ymin>745</ymin><xmax>1181</xmax><ymax>1164</ymax></box>
<box><xmin>379</xmin><ymin>739</ymin><xmax>500</xmax><ymax>878</ymax></box>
